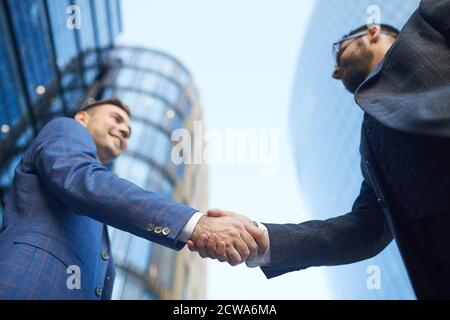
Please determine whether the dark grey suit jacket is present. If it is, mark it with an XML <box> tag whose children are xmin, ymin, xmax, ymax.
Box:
<box><xmin>262</xmin><ymin>0</ymin><xmax>450</xmax><ymax>299</ymax></box>
<box><xmin>355</xmin><ymin>0</ymin><xmax>450</xmax><ymax>137</ymax></box>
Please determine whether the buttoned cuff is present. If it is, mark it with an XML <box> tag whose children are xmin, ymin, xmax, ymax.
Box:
<box><xmin>246</xmin><ymin>222</ymin><xmax>271</xmax><ymax>268</ymax></box>
<box><xmin>178</xmin><ymin>211</ymin><xmax>205</xmax><ymax>242</ymax></box>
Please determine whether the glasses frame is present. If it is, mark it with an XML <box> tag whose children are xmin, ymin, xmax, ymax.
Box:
<box><xmin>332</xmin><ymin>30</ymin><xmax>395</xmax><ymax>68</ymax></box>
<box><xmin>332</xmin><ymin>30</ymin><xmax>369</xmax><ymax>68</ymax></box>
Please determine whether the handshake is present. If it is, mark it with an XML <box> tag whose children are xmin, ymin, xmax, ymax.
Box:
<box><xmin>187</xmin><ymin>208</ymin><xmax>269</xmax><ymax>266</ymax></box>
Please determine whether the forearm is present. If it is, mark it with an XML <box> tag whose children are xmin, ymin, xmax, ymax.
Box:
<box><xmin>261</xmin><ymin>210</ymin><xmax>393</xmax><ymax>279</ymax></box>
<box><xmin>33</xmin><ymin>119</ymin><xmax>197</xmax><ymax>249</ymax></box>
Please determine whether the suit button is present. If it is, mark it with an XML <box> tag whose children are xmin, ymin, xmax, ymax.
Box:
<box><xmin>101</xmin><ymin>251</ymin><xmax>109</xmax><ymax>261</ymax></box>
<box><xmin>146</xmin><ymin>223</ymin><xmax>155</xmax><ymax>232</ymax></box>
<box><xmin>162</xmin><ymin>227</ymin><xmax>171</xmax><ymax>236</ymax></box>
<box><xmin>154</xmin><ymin>226</ymin><xmax>162</xmax><ymax>234</ymax></box>
<box><xmin>95</xmin><ymin>287</ymin><xmax>103</xmax><ymax>297</ymax></box>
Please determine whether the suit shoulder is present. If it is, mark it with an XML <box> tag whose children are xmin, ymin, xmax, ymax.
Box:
<box><xmin>42</xmin><ymin>117</ymin><xmax>82</xmax><ymax>131</ymax></box>
<box><xmin>35</xmin><ymin>117</ymin><xmax>95</xmax><ymax>148</ymax></box>
<box><xmin>420</xmin><ymin>0</ymin><xmax>450</xmax><ymax>36</ymax></box>
<box><xmin>38</xmin><ymin>117</ymin><xmax>89</xmax><ymax>138</ymax></box>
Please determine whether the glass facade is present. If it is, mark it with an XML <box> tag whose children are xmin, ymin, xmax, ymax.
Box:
<box><xmin>0</xmin><ymin>2</ymin><xmax>28</xmax><ymax>134</ymax></box>
<box><xmin>103</xmin><ymin>47</ymin><xmax>205</xmax><ymax>300</ymax></box>
<box><xmin>0</xmin><ymin>0</ymin><xmax>206</xmax><ymax>300</ymax></box>
<box><xmin>0</xmin><ymin>0</ymin><xmax>120</xmax><ymax>227</ymax></box>
<box><xmin>290</xmin><ymin>0</ymin><xmax>420</xmax><ymax>299</ymax></box>
<box><xmin>6</xmin><ymin>0</ymin><xmax>56</xmax><ymax>106</ymax></box>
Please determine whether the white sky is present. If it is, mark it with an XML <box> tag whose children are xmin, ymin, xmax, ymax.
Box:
<box><xmin>119</xmin><ymin>0</ymin><xmax>332</xmax><ymax>299</ymax></box>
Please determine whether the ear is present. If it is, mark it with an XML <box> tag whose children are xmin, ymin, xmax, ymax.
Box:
<box><xmin>368</xmin><ymin>25</ymin><xmax>381</xmax><ymax>44</ymax></box>
<box><xmin>74</xmin><ymin>111</ymin><xmax>90</xmax><ymax>127</ymax></box>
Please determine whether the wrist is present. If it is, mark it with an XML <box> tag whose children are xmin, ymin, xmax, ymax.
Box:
<box><xmin>179</xmin><ymin>211</ymin><xmax>205</xmax><ymax>242</ymax></box>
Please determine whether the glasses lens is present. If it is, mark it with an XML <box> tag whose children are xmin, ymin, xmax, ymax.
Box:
<box><xmin>332</xmin><ymin>31</ymin><xmax>365</xmax><ymax>66</ymax></box>
<box><xmin>332</xmin><ymin>42</ymin><xmax>342</xmax><ymax>65</ymax></box>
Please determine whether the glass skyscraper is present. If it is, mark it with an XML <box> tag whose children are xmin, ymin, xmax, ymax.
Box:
<box><xmin>0</xmin><ymin>0</ymin><xmax>121</xmax><ymax>213</ymax></box>
<box><xmin>104</xmin><ymin>47</ymin><xmax>208</xmax><ymax>300</ymax></box>
<box><xmin>0</xmin><ymin>0</ymin><xmax>206</xmax><ymax>299</ymax></box>
<box><xmin>290</xmin><ymin>0</ymin><xmax>420</xmax><ymax>299</ymax></box>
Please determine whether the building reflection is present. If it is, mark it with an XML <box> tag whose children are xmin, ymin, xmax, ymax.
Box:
<box><xmin>0</xmin><ymin>0</ymin><xmax>206</xmax><ymax>299</ymax></box>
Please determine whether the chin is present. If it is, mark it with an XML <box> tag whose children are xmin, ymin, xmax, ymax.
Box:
<box><xmin>106</xmin><ymin>150</ymin><xmax>120</xmax><ymax>160</ymax></box>
<box><xmin>97</xmin><ymin>148</ymin><xmax>119</xmax><ymax>164</ymax></box>
<box><xmin>111</xmin><ymin>149</ymin><xmax>123</xmax><ymax>159</ymax></box>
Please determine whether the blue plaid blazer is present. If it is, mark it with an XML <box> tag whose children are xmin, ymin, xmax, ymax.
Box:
<box><xmin>0</xmin><ymin>117</ymin><xmax>197</xmax><ymax>300</ymax></box>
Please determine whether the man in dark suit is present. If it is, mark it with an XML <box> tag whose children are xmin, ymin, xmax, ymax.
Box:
<box><xmin>0</xmin><ymin>98</ymin><xmax>266</xmax><ymax>299</ymax></box>
<box><xmin>190</xmin><ymin>0</ymin><xmax>450</xmax><ymax>299</ymax></box>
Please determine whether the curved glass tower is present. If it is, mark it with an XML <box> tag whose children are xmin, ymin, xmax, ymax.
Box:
<box><xmin>0</xmin><ymin>0</ymin><xmax>206</xmax><ymax>300</ymax></box>
<box><xmin>101</xmin><ymin>47</ymin><xmax>208</xmax><ymax>300</ymax></box>
<box><xmin>290</xmin><ymin>0</ymin><xmax>420</xmax><ymax>299</ymax></box>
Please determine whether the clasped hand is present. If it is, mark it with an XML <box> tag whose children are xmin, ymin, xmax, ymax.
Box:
<box><xmin>187</xmin><ymin>209</ymin><xmax>268</xmax><ymax>266</ymax></box>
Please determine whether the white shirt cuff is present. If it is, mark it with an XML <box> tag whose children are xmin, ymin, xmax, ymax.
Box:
<box><xmin>246</xmin><ymin>222</ymin><xmax>271</xmax><ymax>268</ymax></box>
<box><xmin>178</xmin><ymin>211</ymin><xmax>205</xmax><ymax>242</ymax></box>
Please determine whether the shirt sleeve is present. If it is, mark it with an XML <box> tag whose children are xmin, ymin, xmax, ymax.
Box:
<box><xmin>178</xmin><ymin>212</ymin><xmax>206</xmax><ymax>242</ymax></box>
<box><xmin>245</xmin><ymin>222</ymin><xmax>271</xmax><ymax>268</ymax></box>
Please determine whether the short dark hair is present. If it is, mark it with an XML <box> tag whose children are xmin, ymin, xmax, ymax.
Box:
<box><xmin>74</xmin><ymin>97</ymin><xmax>131</xmax><ymax>117</ymax></box>
<box><xmin>346</xmin><ymin>24</ymin><xmax>400</xmax><ymax>39</ymax></box>
<box><xmin>336</xmin><ymin>24</ymin><xmax>400</xmax><ymax>66</ymax></box>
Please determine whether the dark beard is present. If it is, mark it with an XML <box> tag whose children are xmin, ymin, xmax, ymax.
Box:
<box><xmin>340</xmin><ymin>42</ymin><xmax>374</xmax><ymax>93</ymax></box>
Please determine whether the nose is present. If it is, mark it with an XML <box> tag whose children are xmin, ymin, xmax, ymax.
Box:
<box><xmin>117</xmin><ymin>123</ymin><xmax>130</xmax><ymax>139</ymax></box>
<box><xmin>332</xmin><ymin>67</ymin><xmax>343</xmax><ymax>80</ymax></box>
<box><xmin>119</xmin><ymin>128</ymin><xmax>128</xmax><ymax>139</ymax></box>
<box><xmin>116</xmin><ymin>126</ymin><xmax>129</xmax><ymax>148</ymax></box>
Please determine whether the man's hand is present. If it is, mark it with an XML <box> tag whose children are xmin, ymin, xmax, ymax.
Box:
<box><xmin>187</xmin><ymin>209</ymin><xmax>269</xmax><ymax>266</ymax></box>
<box><xmin>189</xmin><ymin>214</ymin><xmax>259</xmax><ymax>266</ymax></box>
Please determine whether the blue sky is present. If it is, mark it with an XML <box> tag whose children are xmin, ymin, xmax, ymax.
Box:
<box><xmin>119</xmin><ymin>0</ymin><xmax>332</xmax><ymax>299</ymax></box>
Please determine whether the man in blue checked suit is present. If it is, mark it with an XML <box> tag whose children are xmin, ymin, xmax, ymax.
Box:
<box><xmin>0</xmin><ymin>98</ymin><xmax>267</xmax><ymax>300</ymax></box>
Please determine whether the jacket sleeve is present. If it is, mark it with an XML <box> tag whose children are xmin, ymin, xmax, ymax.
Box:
<box><xmin>31</xmin><ymin>118</ymin><xmax>197</xmax><ymax>250</ymax></box>
<box><xmin>261</xmin><ymin>180</ymin><xmax>393</xmax><ymax>279</ymax></box>
<box><xmin>420</xmin><ymin>0</ymin><xmax>450</xmax><ymax>38</ymax></box>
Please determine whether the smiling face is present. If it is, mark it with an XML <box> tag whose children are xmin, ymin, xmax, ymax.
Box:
<box><xmin>74</xmin><ymin>104</ymin><xmax>131</xmax><ymax>164</ymax></box>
